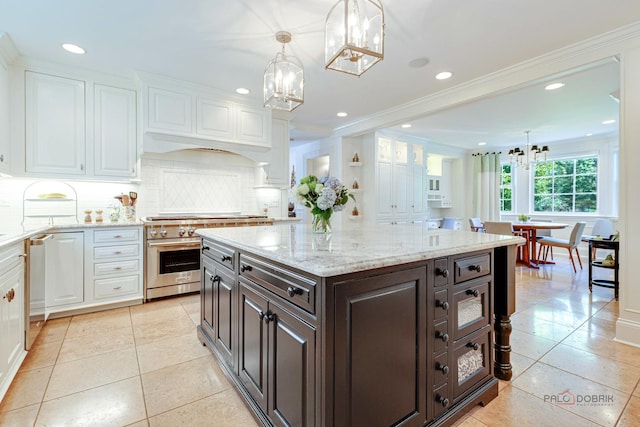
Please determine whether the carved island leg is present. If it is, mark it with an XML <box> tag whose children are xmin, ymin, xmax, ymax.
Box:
<box><xmin>493</xmin><ymin>245</ymin><xmax>516</xmax><ymax>381</ymax></box>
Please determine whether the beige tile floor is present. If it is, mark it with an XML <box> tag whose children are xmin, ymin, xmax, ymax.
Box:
<box><xmin>0</xmin><ymin>257</ymin><xmax>638</xmax><ymax>426</ymax></box>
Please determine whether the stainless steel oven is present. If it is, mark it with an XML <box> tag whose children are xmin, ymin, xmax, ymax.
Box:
<box><xmin>143</xmin><ymin>215</ymin><xmax>274</xmax><ymax>300</ymax></box>
<box><xmin>146</xmin><ymin>238</ymin><xmax>201</xmax><ymax>299</ymax></box>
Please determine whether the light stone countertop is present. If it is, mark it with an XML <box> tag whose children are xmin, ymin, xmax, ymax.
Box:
<box><xmin>197</xmin><ymin>223</ymin><xmax>525</xmax><ymax>277</ymax></box>
<box><xmin>0</xmin><ymin>221</ymin><xmax>142</xmax><ymax>249</ymax></box>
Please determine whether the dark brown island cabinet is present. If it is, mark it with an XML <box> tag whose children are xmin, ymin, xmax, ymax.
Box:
<box><xmin>197</xmin><ymin>225</ymin><xmax>519</xmax><ymax>427</ymax></box>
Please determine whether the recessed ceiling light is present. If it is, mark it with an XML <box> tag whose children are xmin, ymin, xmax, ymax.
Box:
<box><xmin>401</xmin><ymin>123</ymin><xmax>412</xmax><ymax>128</ymax></box>
<box><xmin>545</xmin><ymin>82</ymin><xmax>565</xmax><ymax>91</ymax></box>
<box><xmin>61</xmin><ymin>43</ymin><xmax>85</xmax><ymax>54</ymax></box>
<box><xmin>337</xmin><ymin>112</ymin><xmax>348</xmax><ymax>117</ymax></box>
<box><xmin>408</xmin><ymin>57</ymin><xmax>430</xmax><ymax>68</ymax></box>
<box><xmin>435</xmin><ymin>71</ymin><xmax>453</xmax><ymax>80</ymax></box>
<box><xmin>478</xmin><ymin>142</ymin><xmax>487</xmax><ymax>146</ymax></box>
<box><xmin>585</xmin><ymin>133</ymin><xmax>593</xmax><ymax>137</ymax></box>
<box><xmin>602</xmin><ymin>119</ymin><xmax>616</xmax><ymax>125</ymax></box>
<box><xmin>236</xmin><ymin>88</ymin><xmax>250</xmax><ymax>95</ymax></box>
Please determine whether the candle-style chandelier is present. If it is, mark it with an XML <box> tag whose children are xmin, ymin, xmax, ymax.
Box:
<box><xmin>264</xmin><ymin>31</ymin><xmax>304</xmax><ymax>112</ymax></box>
<box><xmin>325</xmin><ymin>0</ymin><xmax>385</xmax><ymax>76</ymax></box>
<box><xmin>508</xmin><ymin>131</ymin><xmax>549</xmax><ymax>170</ymax></box>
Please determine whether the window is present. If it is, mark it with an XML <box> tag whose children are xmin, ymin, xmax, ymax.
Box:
<box><xmin>533</xmin><ymin>157</ymin><xmax>598</xmax><ymax>213</ymax></box>
<box><xmin>500</xmin><ymin>163</ymin><xmax>513</xmax><ymax>212</ymax></box>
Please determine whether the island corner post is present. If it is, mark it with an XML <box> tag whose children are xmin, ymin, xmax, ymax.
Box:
<box><xmin>492</xmin><ymin>244</ymin><xmax>517</xmax><ymax>381</ymax></box>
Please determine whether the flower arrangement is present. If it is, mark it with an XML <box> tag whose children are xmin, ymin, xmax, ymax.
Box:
<box><xmin>290</xmin><ymin>175</ymin><xmax>355</xmax><ymax>233</ymax></box>
<box><xmin>518</xmin><ymin>214</ymin><xmax>531</xmax><ymax>222</ymax></box>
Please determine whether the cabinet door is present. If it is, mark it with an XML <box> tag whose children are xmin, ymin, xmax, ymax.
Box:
<box><xmin>46</xmin><ymin>232</ymin><xmax>84</xmax><ymax>307</ymax></box>
<box><xmin>239</xmin><ymin>281</ymin><xmax>269</xmax><ymax>412</ymax></box>
<box><xmin>268</xmin><ymin>301</ymin><xmax>316</xmax><ymax>427</ymax></box>
<box><xmin>0</xmin><ymin>59</ymin><xmax>9</xmax><ymax>173</ymax></box>
<box><xmin>94</xmin><ymin>84</ymin><xmax>137</xmax><ymax>178</ymax></box>
<box><xmin>26</xmin><ymin>72</ymin><xmax>86</xmax><ymax>175</ymax></box>
<box><xmin>264</xmin><ymin>118</ymin><xmax>289</xmax><ymax>185</ymax></box>
<box><xmin>235</xmin><ymin>105</ymin><xmax>270</xmax><ymax>146</ymax></box>
<box><xmin>394</xmin><ymin>161</ymin><xmax>410</xmax><ymax>219</ymax></box>
<box><xmin>333</xmin><ymin>267</ymin><xmax>427</xmax><ymax>426</ymax></box>
<box><xmin>376</xmin><ymin>161</ymin><xmax>393</xmax><ymax>221</ymax></box>
<box><xmin>411</xmin><ymin>163</ymin><xmax>426</xmax><ymax>218</ymax></box>
<box><xmin>148</xmin><ymin>87</ymin><xmax>192</xmax><ymax>133</ymax></box>
<box><xmin>215</xmin><ymin>266</ymin><xmax>235</xmax><ymax>368</ymax></box>
<box><xmin>196</xmin><ymin>97</ymin><xmax>234</xmax><ymax>139</ymax></box>
<box><xmin>0</xmin><ymin>264</ymin><xmax>24</xmax><ymax>385</ymax></box>
<box><xmin>202</xmin><ymin>258</ymin><xmax>216</xmax><ymax>334</ymax></box>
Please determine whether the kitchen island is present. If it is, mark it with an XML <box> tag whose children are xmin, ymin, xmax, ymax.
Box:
<box><xmin>197</xmin><ymin>223</ymin><xmax>522</xmax><ymax>427</ymax></box>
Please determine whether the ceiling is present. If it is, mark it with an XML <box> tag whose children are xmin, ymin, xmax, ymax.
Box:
<box><xmin>1</xmin><ymin>0</ymin><xmax>639</xmax><ymax>150</ymax></box>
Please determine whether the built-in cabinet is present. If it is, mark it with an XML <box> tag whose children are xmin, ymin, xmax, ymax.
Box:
<box><xmin>376</xmin><ymin>136</ymin><xmax>426</xmax><ymax>224</ymax></box>
<box><xmin>0</xmin><ymin>49</ymin><xmax>10</xmax><ymax>174</ymax></box>
<box><xmin>146</xmin><ymin>84</ymin><xmax>271</xmax><ymax>149</ymax></box>
<box><xmin>20</xmin><ymin>70</ymin><xmax>138</xmax><ymax>180</ymax></box>
<box><xmin>46</xmin><ymin>227</ymin><xmax>143</xmax><ymax>316</ymax></box>
<box><xmin>0</xmin><ymin>242</ymin><xmax>26</xmax><ymax>400</ymax></box>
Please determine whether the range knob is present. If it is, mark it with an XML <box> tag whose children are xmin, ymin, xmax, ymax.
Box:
<box><xmin>188</xmin><ymin>228</ymin><xmax>196</xmax><ymax>236</ymax></box>
<box><xmin>178</xmin><ymin>227</ymin><xmax>186</xmax><ymax>236</ymax></box>
<box><xmin>150</xmin><ymin>229</ymin><xmax>158</xmax><ymax>237</ymax></box>
<box><xmin>160</xmin><ymin>229</ymin><xmax>167</xmax><ymax>237</ymax></box>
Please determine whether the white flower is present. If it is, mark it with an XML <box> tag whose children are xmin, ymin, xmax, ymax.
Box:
<box><xmin>315</xmin><ymin>183</ymin><xmax>324</xmax><ymax>193</ymax></box>
<box><xmin>298</xmin><ymin>183</ymin><xmax>310</xmax><ymax>196</ymax></box>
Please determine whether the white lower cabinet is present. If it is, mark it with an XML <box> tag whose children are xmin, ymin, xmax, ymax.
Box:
<box><xmin>47</xmin><ymin>232</ymin><xmax>85</xmax><ymax>308</ymax></box>
<box><xmin>0</xmin><ymin>242</ymin><xmax>26</xmax><ymax>401</ymax></box>
<box><xmin>45</xmin><ymin>226</ymin><xmax>143</xmax><ymax>316</ymax></box>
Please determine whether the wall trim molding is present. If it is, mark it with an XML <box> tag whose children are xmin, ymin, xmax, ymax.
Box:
<box><xmin>614</xmin><ymin>318</ymin><xmax>640</xmax><ymax>349</ymax></box>
<box><xmin>0</xmin><ymin>33</ymin><xmax>19</xmax><ymax>69</ymax></box>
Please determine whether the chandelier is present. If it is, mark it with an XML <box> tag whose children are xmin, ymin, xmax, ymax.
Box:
<box><xmin>325</xmin><ymin>0</ymin><xmax>385</xmax><ymax>76</ymax></box>
<box><xmin>508</xmin><ymin>131</ymin><xmax>549</xmax><ymax>170</ymax></box>
<box><xmin>264</xmin><ymin>31</ymin><xmax>304</xmax><ymax>112</ymax></box>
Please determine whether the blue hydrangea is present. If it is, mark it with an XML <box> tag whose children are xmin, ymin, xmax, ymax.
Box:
<box><xmin>316</xmin><ymin>187</ymin><xmax>337</xmax><ymax>210</ymax></box>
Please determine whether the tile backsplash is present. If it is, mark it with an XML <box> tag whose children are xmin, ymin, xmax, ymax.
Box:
<box><xmin>0</xmin><ymin>149</ymin><xmax>280</xmax><ymax>227</ymax></box>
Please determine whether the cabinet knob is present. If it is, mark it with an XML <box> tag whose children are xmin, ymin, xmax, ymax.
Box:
<box><xmin>435</xmin><ymin>331</ymin><xmax>449</xmax><ymax>343</ymax></box>
<box><xmin>466</xmin><ymin>342</ymin><xmax>480</xmax><ymax>351</ymax></box>
<box><xmin>436</xmin><ymin>300</ymin><xmax>449</xmax><ymax>310</ymax></box>
<box><xmin>0</xmin><ymin>154</ymin><xmax>3</xmax><ymax>162</ymax></box>
<box><xmin>202</xmin><ymin>246</ymin><xmax>210</xmax><ymax>253</ymax></box>
<box><xmin>287</xmin><ymin>286</ymin><xmax>302</xmax><ymax>297</ymax></box>
<box><xmin>466</xmin><ymin>289</ymin><xmax>480</xmax><ymax>298</ymax></box>
<box><xmin>221</xmin><ymin>255</ymin><xmax>232</xmax><ymax>263</ymax></box>
<box><xmin>435</xmin><ymin>267</ymin><xmax>449</xmax><ymax>278</ymax></box>
<box><xmin>263</xmin><ymin>312</ymin><xmax>275</xmax><ymax>324</ymax></box>
<box><xmin>211</xmin><ymin>275</ymin><xmax>221</xmax><ymax>284</ymax></box>
<box><xmin>3</xmin><ymin>288</ymin><xmax>15</xmax><ymax>303</ymax></box>
<box><xmin>438</xmin><ymin>395</ymin><xmax>450</xmax><ymax>408</ymax></box>
<box><xmin>435</xmin><ymin>362</ymin><xmax>449</xmax><ymax>374</ymax></box>
<box><xmin>240</xmin><ymin>264</ymin><xmax>252</xmax><ymax>273</ymax></box>
<box><xmin>468</xmin><ymin>264</ymin><xmax>482</xmax><ymax>273</ymax></box>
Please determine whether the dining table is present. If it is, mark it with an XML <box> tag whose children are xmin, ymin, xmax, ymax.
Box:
<box><xmin>511</xmin><ymin>221</ymin><xmax>569</xmax><ymax>268</ymax></box>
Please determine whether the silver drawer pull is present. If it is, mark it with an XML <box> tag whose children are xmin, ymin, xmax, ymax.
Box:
<box><xmin>113</xmin><ymin>251</ymin><xmax>122</xmax><ymax>254</ymax></box>
<box><xmin>113</xmin><ymin>235</ymin><xmax>122</xmax><ymax>238</ymax></box>
<box><xmin>113</xmin><ymin>286</ymin><xmax>122</xmax><ymax>290</ymax></box>
<box><xmin>113</xmin><ymin>266</ymin><xmax>122</xmax><ymax>270</ymax></box>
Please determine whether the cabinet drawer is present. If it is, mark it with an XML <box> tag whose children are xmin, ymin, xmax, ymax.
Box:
<box><xmin>452</xmin><ymin>278</ymin><xmax>491</xmax><ymax>341</ymax></box>
<box><xmin>434</xmin><ymin>258</ymin><xmax>450</xmax><ymax>287</ymax></box>
<box><xmin>433</xmin><ymin>288</ymin><xmax>449</xmax><ymax>321</ymax></box>
<box><xmin>239</xmin><ymin>254</ymin><xmax>317</xmax><ymax>314</ymax></box>
<box><xmin>433</xmin><ymin>352</ymin><xmax>449</xmax><ymax>388</ymax></box>
<box><xmin>433</xmin><ymin>320</ymin><xmax>449</xmax><ymax>353</ymax></box>
<box><xmin>94</xmin><ymin>228</ymin><xmax>140</xmax><ymax>244</ymax></box>
<box><xmin>452</xmin><ymin>326</ymin><xmax>491</xmax><ymax>401</ymax></box>
<box><xmin>94</xmin><ymin>275</ymin><xmax>139</xmax><ymax>300</ymax></box>
<box><xmin>202</xmin><ymin>239</ymin><xmax>235</xmax><ymax>271</ymax></box>
<box><xmin>94</xmin><ymin>259</ymin><xmax>140</xmax><ymax>277</ymax></box>
<box><xmin>432</xmin><ymin>382</ymin><xmax>451</xmax><ymax>420</ymax></box>
<box><xmin>454</xmin><ymin>253</ymin><xmax>490</xmax><ymax>284</ymax></box>
<box><xmin>94</xmin><ymin>244</ymin><xmax>139</xmax><ymax>260</ymax></box>
<box><xmin>0</xmin><ymin>242</ymin><xmax>23</xmax><ymax>272</ymax></box>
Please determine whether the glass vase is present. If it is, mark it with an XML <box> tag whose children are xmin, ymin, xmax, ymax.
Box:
<box><xmin>312</xmin><ymin>213</ymin><xmax>332</xmax><ymax>234</ymax></box>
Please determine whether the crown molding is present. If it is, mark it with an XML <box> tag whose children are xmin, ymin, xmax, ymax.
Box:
<box><xmin>0</xmin><ymin>33</ymin><xmax>20</xmax><ymax>68</ymax></box>
<box><xmin>334</xmin><ymin>22</ymin><xmax>640</xmax><ymax>138</ymax></box>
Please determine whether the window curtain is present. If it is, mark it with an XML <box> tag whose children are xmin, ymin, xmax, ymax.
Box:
<box><xmin>472</xmin><ymin>153</ymin><xmax>501</xmax><ymax>221</ymax></box>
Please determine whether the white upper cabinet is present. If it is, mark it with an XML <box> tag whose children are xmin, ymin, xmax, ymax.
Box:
<box><xmin>94</xmin><ymin>84</ymin><xmax>137</xmax><ymax>178</ymax></box>
<box><xmin>196</xmin><ymin>98</ymin><xmax>234</xmax><ymax>139</ymax></box>
<box><xmin>264</xmin><ymin>117</ymin><xmax>289</xmax><ymax>185</ymax></box>
<box><xmin>148</xmin><ymin>87</ymin><xmax>192</xmax><ymax>133</ymax></box>
<box><xmin>235</xmin><ymin>104</ymin><xmax>270</xmax><ymax>146</ymax></box>
<box><xmin>25</xmin><ymin>72</ymin><xmax>86</xmax><ymax>175</ymax></box>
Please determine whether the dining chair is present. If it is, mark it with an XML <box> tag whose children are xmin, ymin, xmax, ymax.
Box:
<box><xmin>581</xmin><ymin>219</ymin><xmax>614</xmax><ymax>258</ymax></box>
<box><xmin>538</xmin><ymin>222</ymin><xmax>587</xmax><ymax>273</ymax></box>
<box><xmin>441</xmin><ymin>217</ymin><xmax>457</xmax><ymax>230</ymax></box>
<box><xmin>468</xmin><ymin>217</ymin><xmax>484</xmax><ymax>232</ymax></box>
<box><xmin>483</xmin><ymin>221</ymin><xmax>528</xmax><ymax>262</ymax></box>
<box><xmin>534</xmin><ymin>219</ymin><xmax>553</xmax><ymax>260</ymax></box>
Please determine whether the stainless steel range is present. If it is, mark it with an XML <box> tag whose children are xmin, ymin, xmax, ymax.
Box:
<box><xmin>143</xmin><ymin>215</ymin><xmax>274</xmax><ymax>300</ymax></box>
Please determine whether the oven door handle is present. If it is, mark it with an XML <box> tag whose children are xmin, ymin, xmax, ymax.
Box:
<box><xmin>147</xmin><ymin>240</ymin><xmax>201</xmax><ymax>248</ymax></box>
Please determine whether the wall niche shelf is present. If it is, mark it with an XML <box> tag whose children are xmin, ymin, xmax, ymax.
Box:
<box><xmin>22</xmin><ymin>181</ymin><xmax>79</xmax><ymax>225</ymax></box>
<box><xmin>348</xmin><ymin>162</ymin><xmax>363</xmax><ymax>167</ymax></box>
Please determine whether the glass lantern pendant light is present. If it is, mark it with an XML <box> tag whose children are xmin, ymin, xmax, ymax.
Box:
<box><xmin>264</xmin><ymin>31</ymin><xmax>304</xmax><ymax>112</ymax></box>
<box><xmin>325</xmin><ymin>0</ymin><xmax>385</xmax><ymax>76</ymax></box>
